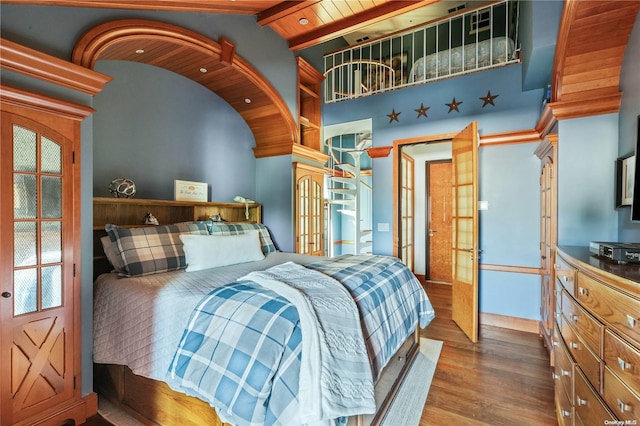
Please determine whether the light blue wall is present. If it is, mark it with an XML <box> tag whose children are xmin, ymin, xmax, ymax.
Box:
<box><xmin>618</xmin><ymin>14</ymin><xmax>640</xmax><ymax>241</ymax></box>
<box><xmin>557</xmin><ymin>114</ymin><xmax>619</xmax><ymax>245</ymax></box>
<box><xmin>93</xmin><ymin>61</ymin><xmax>257</xmax><ymax>202</ymax></box>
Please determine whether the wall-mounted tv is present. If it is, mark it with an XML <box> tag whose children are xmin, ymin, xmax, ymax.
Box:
<box><xmin>630</xmin><ymin>116</ymin><xmax>640</xmax><ymax>221</ymax></box>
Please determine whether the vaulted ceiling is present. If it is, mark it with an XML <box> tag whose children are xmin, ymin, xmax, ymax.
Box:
<box><xmin>7</xmin><ymin>0</ymin><xmax>640</xmax><ymax>151</ymax></box>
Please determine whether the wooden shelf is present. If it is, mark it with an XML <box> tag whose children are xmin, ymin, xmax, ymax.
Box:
<box><xmin>297</xmin><ymin>57</ymin><xmax>323</xmax><ymax>152</ymax></box>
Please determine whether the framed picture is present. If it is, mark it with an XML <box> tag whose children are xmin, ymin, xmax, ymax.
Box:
<box><xmin>174</xmin><ymin>180</ymin><xmax>208</xmax><ymax>202</ymax></box>
<box><xmin>616</xmin><ymin>154</ymin><xmax>635</xmax><ymax>207</ymax></box>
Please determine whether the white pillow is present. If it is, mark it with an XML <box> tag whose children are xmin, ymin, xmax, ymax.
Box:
<box><xmin>180</xmin><ymin>230</ymin><xmax>265</xmax><ymax>272</ymax></box>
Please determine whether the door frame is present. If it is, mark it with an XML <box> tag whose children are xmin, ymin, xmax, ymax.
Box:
<box><xmin>392</xmin><ymin>133</ymin><xmax>457</xmax><ymax>260</ymax></box>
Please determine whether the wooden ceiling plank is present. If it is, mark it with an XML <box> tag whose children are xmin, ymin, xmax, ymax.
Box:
<box><xmin>286</xmin><ymin>0</ymin><xmax>439</xmax><ymax>51</ymax></box>
<box><xmin>257</xmin><ymin>1</ymin><xmax>318</xmax><ymax>26</ymax></box>
<box><xmin>562</xmin><ymin>66</ymin><xmax>621</xmax><ymax>87</ymax></box>
<box><xmin>563</xmin><ymin>45</ymin><xmax>627</xmax><ymax>68</ymax></box>
<box><xmin>1</xmin><ymin>0</ymin><xmax>281</xmax><ymax>14</ymax></box>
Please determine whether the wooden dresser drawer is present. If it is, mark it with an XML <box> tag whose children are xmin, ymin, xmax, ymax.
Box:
<box><xmin>577</xmin><ymin>271</ymin><xmax>640</xmax><ymax>346</ymax></box>
<box><xmin>603</xmin><ymin>366</ymin><xmax>640</xmax><ymax>422</ymax></box>
<box><xmin>560</xmin><ymin>314</ymin><xmax>601</xmax><ymax>389</ymax></box>
<box><xmin>604</xmin><ymin>329</ymin><xmax>640</xmax><ymax>393</ymax></box>
<box><xmin>555</xmin><ymin>254</ymin><xmax>577</xmax><ymax>295</ymax></box>
<box><xmin>562</xmin><ymin>290</ymin><xmax>603</xmax><ymax>356</ymax></box>
<box><xmin>554</xmin><ymin>334</ymin><xmax>575</xmax><ymax>402</ymax></box>
<box><xmin>574</xmin><ymin>368</ymin><xmax>617</xmax><ymax>425</ymax></box>
<box><xmin>555</xmin><ymin>377</ymin><xmax>573</xmax><ymax>426</ymax></box>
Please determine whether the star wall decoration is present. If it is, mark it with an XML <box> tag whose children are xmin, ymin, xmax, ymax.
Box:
<box><xmin>480</xmin><ymin>90</ymin><xmax>499</xmax><ymax>107</ymax></box>
<box><xmin>415</xmin><ymin>103</ymin><xmax>430</xmax><ymax>118</ymax></box>
<box><xmin>446</xmin><ymin>97</ymin><xmax>462</xmax><ymax>113</ymax></box>
<box><xmin>387</xmin><ymin>108</ymin><xmax>401</xmax><ymax>123</ymax></box>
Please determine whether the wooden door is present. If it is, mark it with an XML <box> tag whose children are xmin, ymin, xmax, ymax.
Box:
<box><xmin>400</xmin><ymin>152</ymin><xmax>415</xmax><ymax>270</ymax></box>
<box><xmin>0</xmin><ymin>111</ymin><xmax>77</xmax><ymax>424</ymax></box>
<box><xmin>451</xmin><ymin>122</ymin><xmax>479</xmax><ymax>343</ymax></box>
<box><xmin>427</xmin><ymin>160</ymin><xmax>452</xmax><ymax>282</ymax></box>
<box><xmin>535</xmin><ymin>136</ymin><xmax>557</xmax><ymax>364</ymax></box>
<box><xmin>294</xmin><ymin>162</ymin><xmax>324</xmax><ymax>256</ymax></box>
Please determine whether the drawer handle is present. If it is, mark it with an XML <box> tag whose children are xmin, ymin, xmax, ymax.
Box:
<box><xmin>561</xmin><ymin>409</ymin><xmax>571</xmax><ymax>417</ymax></box>
<box><xmin>576</xmin><ymin>395</ymin><xmax>587</xmax><ymax>406</ymax></box>
<box><xmin>561</xmin><ymin>369</ymin><xmax>571</xmax><ymax>377</ymax></box>
<box><xmin>570</xmin><ymin>341</ymin><xmax>579</xmax><ymax>350</ymax></box>
<box><xmin>617</xmin><ymin>399</ymin><xmax>632</xmax><ymax>413</ymax></box>
<box><xmin>578</xmin><ymin>287</ymin><xmax>589</xmax><ymax>297</ymax></box>
<box><xmin>627</xmin><ymin>314</ymin><xmax>638</xmax><ymax>328</ymax></box>
<box><xmin>552</xmin><ymin>340</ymin><xmax>559</xmax><ymax>347</ymax></box>
<box><xmin>570</xmin><ymin>314</ymin><xmax>579</xmax><ymax>322</ymax></box>
<box><xmin>552</xmin><ymin>372</ymin><xmax>560</xmax><ymax>381</ymax></box>
<box><xmin>618</xmin><ymin>357</ymin><xmax>633</xmax><ymax>371</ymax></box>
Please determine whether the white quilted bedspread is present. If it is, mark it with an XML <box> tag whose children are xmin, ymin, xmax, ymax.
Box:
<box><xmin>93</xmin><ymin>252</ymin><xmax>320</xmax><ymax>382</ymax></box>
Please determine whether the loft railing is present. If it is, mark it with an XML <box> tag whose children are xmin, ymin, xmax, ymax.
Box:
<box><xmin>323</xmin><ymin>0</ymin><xmax>520</xmax><ymax>104</ymax></box>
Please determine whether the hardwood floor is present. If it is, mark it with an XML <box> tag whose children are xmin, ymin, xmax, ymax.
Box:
<box><xmin>419</xmin><ymin>282</ymin><xmax>556</xmax><ymax>425</ymax></box>
<box><xmin>84</xmin><ymin>282</ymin><xmax>556</xmax><ymax>426</ymax></box>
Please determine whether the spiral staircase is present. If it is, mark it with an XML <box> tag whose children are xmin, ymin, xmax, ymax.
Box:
<box><xmin>325</xmin><ymin>131</ymin><xmax>373</xmax><ymax>255</ymax></box>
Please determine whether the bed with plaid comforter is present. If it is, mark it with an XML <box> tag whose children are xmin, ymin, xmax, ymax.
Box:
<box><xmin>166</xmin><ymin>255</ymin><xmax>434</xmax><ymax>426</ymax></box>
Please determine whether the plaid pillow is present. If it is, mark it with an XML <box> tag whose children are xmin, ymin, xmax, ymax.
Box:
<box><xmin>106</xmin><ymin>222</ymin><xmax>209</xmax><ymax>277</ymax></box>
<box><xmin>207</xmin><ymin>222</ymin><xmax>277</xmax><ymax>254</ymax></box>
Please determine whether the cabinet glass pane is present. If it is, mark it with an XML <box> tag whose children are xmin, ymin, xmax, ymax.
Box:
<box><xmin>14</xmin><ymin>222</ymin><xmax>37</xmax><ymax>267</ymax></box>
<box><xmin>42</xmin><ymin>265</ymin><xmax>62</xmax><ymax>309</ymax></box>
<box><xmin>14</xmin><ymin>269</ymin><xmax>37</xmax><ymax>315</ymax></box>
<box><xmin>41</xmin><ymin>137</ymin><xmax>61</xmax><ymax>174</ymax></box>
<box><xmin>14</xmin><ymin>174</ymin><xmax>37</xmax><ymax>219</ymax></box>
<box><xmin>42</xmin><ymin>221</ymin><xmax>62</xmax><ymax>264</ymax></box>
<box><xmin>41</xmin><ymin>176</ymin><xmax>62</xmax><ymax>219</ymax></box>
<box><xmin>13</xmin><ymin>125</ymin><xmax>36</xmax><ymax>172</ymax></box>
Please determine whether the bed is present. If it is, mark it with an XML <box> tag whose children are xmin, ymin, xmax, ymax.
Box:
<box><xmin>408</xmin><ymin>36</ymin><xmax>516</xmax><ymax>82</ymax></box>
<box><xmin>92</xmin><ymin>198</ymin><xmax>435</xmax><ymax>426</ymax></box>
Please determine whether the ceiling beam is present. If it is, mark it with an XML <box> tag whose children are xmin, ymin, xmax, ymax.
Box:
<box><xmin>257</xmin><ymin>0</ymin><xmax>318</xmax><ymax>26</ymax></box>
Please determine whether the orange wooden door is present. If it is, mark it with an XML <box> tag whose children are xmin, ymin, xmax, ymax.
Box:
<box><xmin>294</xmin><ymin>162</ymin><xmax>324</xmax><ymax>256</ymax></box>
<box><xmin>400</xmin><ymin>151</ymin><xmax>415</xmax><ymax>270</ymax></box>
<box><xmin>451</xmin><ymin>122</ymin><xmax>479</xmax><ymax>343</ymax></box>
<box><xmin>0</xmin><ymin>111</ymin><xmax>76</xmax><ymax>424</ymax></box>
<box><xmin>427</xmin><ymin>161</ymin><xmax>452</xmax><ymax>282</ymax></box>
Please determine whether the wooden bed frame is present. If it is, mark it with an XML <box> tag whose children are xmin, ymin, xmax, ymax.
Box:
<box><xmin>92</xmin><ymin>197</ymin><xmax>420</xmax><ymax>426</ymax></box>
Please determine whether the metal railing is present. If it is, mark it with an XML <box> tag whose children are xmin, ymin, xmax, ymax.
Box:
<box><xmin>323</xmin><ymin>0</ymin><xmax>520</xmax><ymax>104</ymax></box>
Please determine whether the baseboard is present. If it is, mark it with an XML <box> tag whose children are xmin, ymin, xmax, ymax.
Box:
<box><xmin>479</xmin><ymin>312</ymin><xmax>539</xmax><ymax>334</ymax></box>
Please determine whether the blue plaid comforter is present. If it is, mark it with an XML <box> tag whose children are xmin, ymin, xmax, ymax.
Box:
<box><xmin>167</xmin><ymin>255</ymin><xmax>434</xmax><ymax>426</ymax></box>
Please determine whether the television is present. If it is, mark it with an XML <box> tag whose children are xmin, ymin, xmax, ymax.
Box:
<box><xmin>630</xmin><ymin>115</ymin><xmax>640</xmax><ymax>221</ymax></box>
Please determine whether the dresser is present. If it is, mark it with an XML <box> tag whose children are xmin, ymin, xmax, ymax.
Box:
<box><xmin>553</xmin><ymin>246</ymin><xmax>640</xmax><ymax>425</ymax></box>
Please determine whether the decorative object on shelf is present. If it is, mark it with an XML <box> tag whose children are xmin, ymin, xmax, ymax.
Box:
<box><xmin>415</xmin><ymin>103</ymin><xmax>430</xmax><ymax>118</ymax></box>
<box><xmin>174</xmin><ymin>180</ymin><xmax>208</xmax><ymax>202</ymax></box>
<box><xmin>366</xmin><ymin>146</ymin><xmax>393</xmax><ymax>158</ymax></box>
<box><xmin>108</xmin><ymin>178</ymin><xmax>136</xmax><ymax>198</ymax></box>
<box><xmin>143</xmin><ymin>212</ymin><xmax>159</xmax><ymax>225</ymax></box>
<box><xmin>234</xmin><ymin>195</ymin><xmax>255</xmax><ymax>220</ymax></box>
<box><xmin>387</xmin><ymin>108</ymin><xmax>401</xmax><ymax>123</ymax></box>
<box><xmin>446</xmin><ymin>98</ymin><xmax>463</xmax><ymax>113</ymax></box>
<box><xmin>209</xmin><ymin>213</ymin><xmax>225</xmax><ymax>222</ymax></box>
<box><xmin>480</xmin><ymin>90</ymin><xmax>499</xmax><ymax>107</ymax></box>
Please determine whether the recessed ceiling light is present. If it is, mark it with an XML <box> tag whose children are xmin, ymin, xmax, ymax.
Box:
<box><xmin>200</xmin><ymin>68</ymin><xmax>208</xmax><ymax>73</ymax></box>
<box><xmin>135</xmin><ymin>49</ymin><xmax>145</xmax><ymax>54</ymax></box>
<box><xmin>299</xmin><ymin>17</ymin><xmax>309</xmax><ymax>25</ymax></box>
<box><xmin>244</xmin><ymin>98</ymin><xmax>252</xmax><ymax>104</ymax></box>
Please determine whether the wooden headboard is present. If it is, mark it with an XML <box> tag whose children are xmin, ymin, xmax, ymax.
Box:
<box><xmin>93</xmin><ymin>197</ymin><xmax>262</xmax><ymax>279</ymax></box>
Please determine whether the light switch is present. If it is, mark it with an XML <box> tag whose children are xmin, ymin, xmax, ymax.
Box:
<box><xmin>378</xmin><ymin>223</ymin><xmax>389</xmax><ymax>232</ymax></box>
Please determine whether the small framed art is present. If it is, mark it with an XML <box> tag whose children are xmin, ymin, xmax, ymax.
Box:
<box><xmin>616</xmin><ymin>154</ymin><xmax>635</xmax><ymax>207</ymax></box>
<box><xmin>174</xmin><ymin>180</ymin><xmax>208</xmax><ymax>202</ymax></box>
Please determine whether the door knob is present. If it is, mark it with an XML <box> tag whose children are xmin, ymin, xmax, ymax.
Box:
<box><xmin>2</xmin><ymin>292</ymin><xmax>11</xmax><ymax>298</ymax></box>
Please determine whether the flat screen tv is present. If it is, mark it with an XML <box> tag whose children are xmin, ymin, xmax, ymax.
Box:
<box><xmin>630</xmin><ymin>115</ymin><xmax>640</xmax><ymax>221</ymax></box>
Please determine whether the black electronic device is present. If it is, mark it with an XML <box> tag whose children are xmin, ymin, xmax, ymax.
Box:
<box><xmin>590</xmin><ymin>241</ymin><xmax>640</xmax><ymax>263</ymax></box>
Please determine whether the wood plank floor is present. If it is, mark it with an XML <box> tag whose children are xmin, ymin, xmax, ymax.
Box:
<box><xmin>419</xmin><ymin>282</ymin><xmax>556</xmax><ymax>425</ymax></box>
<box><xmin>84</xmin><ymin>282</ymin><xmax>556</xmax><ymax>426</ymax></box>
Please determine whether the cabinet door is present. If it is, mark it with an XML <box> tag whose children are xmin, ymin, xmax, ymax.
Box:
<box><xmin>0</xmin><ymin>112</ymin><xmax>76</xmax><ymax>425</ymax></box>
<box><xmin>295</xmin><ymin>163</ymin><xmax>324</xmax><ymax>256</ymax></box>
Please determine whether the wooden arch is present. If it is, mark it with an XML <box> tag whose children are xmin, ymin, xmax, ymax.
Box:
<box><xmin>72</xmin><ymin>19</ymin><xmax>298</xmax><ymax>157</ymax></box>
